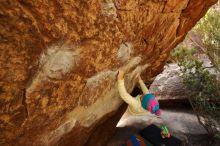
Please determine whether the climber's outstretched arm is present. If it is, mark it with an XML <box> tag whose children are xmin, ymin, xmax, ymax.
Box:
<box><xmin>117</xmin><ymin>71</ymin><xmax>137</xmax><ymax>105</ymax></box>
<box><xmin>138</xmin><ymin>75</ymin><xmax>149</xmax><ymax>95</ymax></box>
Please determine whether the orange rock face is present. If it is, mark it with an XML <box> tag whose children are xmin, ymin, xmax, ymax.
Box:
<box><xmin>0</xmin><ymin>0</ymin><xmax>217</xmax><ymax>145</ymax></box>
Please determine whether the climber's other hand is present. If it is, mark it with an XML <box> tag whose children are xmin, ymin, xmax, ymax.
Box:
<box><xmin>117</xmin><ymin>70</ymin><xmax>124</xmax><ymax>80</ymax></box>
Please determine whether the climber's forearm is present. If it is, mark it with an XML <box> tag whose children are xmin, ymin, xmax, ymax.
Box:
<box><xmin>138</xmin><ymin>79</ymin><xmax>149</xmax><ymax>94</ymax></box>
<box><xmin>117</xmin><ymin>79</ymin><xmax>136</xmax><ymax>105</ymax></box>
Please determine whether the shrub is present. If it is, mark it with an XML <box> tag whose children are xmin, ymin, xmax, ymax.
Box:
<box><xmin>193</xmin><ymin>1</ymin><xmax>220</xmax><ymax>70</ymax></box>
<box><xmin>172</xmin><ymin>46</ymin><xmax>220</xmax><ymax>140</ymax></box>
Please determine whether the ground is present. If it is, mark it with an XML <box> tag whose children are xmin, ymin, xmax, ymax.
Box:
<box><xmin>108</xmin><ymin>108</ymin><xmax>216</xmax><ymax>146</ymax></box>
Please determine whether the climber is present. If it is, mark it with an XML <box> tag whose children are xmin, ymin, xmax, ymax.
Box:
<box><xmin>117</xmin><ymin>70</ymin><xmax>161</xmax><ymax>116</ymax></box>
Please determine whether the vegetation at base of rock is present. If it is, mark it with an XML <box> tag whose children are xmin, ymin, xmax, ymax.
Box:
<box><xmin>192</xmin><ymin>1</ymin><xmax>220</xmax><ymax>70</ymax></box>
<box><xmin>171</xmin><ymin>2</ymin><xmax>220</xmax><ymax>141</ymax></box>
<box><xmin>172</xmin><ymin>46</ymin><xmax>220</xmax><ymax>140</ymax></box>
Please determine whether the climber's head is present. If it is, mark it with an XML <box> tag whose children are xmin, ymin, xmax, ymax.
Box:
<box><xmin>141</xmin><ymin>93</ymin><xmax>161</xmax><ymax>116</ymax></box>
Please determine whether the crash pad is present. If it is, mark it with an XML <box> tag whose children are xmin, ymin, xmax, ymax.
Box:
<box><xmin>139</xmin><ymin>124</ymin><xmax>182</xmax><ymax>146</ymax></box>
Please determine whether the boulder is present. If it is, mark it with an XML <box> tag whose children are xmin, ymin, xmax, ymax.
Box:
<box><xmin>0</xmin><ymin>0</ymin><xmax>217</xmax><ymax>145</ymax></box>
<box><xmin>149</xmin><ymin>63</ymin><xmax>190</xmax><ymax>108</ymax></box>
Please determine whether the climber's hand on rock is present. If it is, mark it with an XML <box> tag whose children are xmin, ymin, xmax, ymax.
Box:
<box><xmin>117</xmin><ymin>70</ymin><xmax>125</xmax><ymax>80</ymax></box>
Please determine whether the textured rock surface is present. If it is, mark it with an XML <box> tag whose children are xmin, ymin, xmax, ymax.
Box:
<box><xmin>150</xmin><ymin>64</ymin><xmax>187</xmax><ymax>100</ymax></box>
<box><xmin>0</xmin><ymin>0</ymin><xmax>217</xmax><ymax>145</ymax></box>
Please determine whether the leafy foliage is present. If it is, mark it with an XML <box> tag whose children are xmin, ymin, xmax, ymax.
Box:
<box><xmin>171</xmin><ymin>2</ymin><xmax>220</xmax><ymax>141</ymax></box>
<box><xmin>172</xmin><ymin>46</ymin><xmax>220</xmax><ymax>139</ymax></box>
<box><xmin>193</xmin><ymin>2</ymin><xmax>220</xmax><ymax>70</ymax></box>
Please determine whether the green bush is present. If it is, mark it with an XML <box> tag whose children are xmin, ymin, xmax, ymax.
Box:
<box><xmin>171</xmin><ymin>2</ymin><xmax>220</xmax><ymax>142</ymax></box>
<box><xmin>172</xmin><ymin>46</ymin><xmax>220</xmax><ymax>139</ymax></box>
<box><xmin>193</xmin><ymin>1</ymin><xmax>220</xmax><ymax>70</ymax></box>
